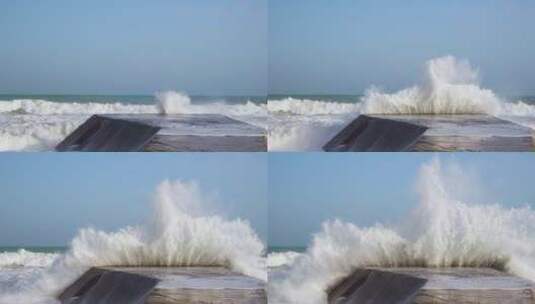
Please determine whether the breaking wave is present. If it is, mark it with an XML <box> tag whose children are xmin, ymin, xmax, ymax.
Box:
<box><xmin>268</xmin><ymin>98</ymin><xmax>362</xmax><ymax>116</ymax></box>
<box><xmin>155</xmin><ymin>90</ymin><xmax>266</xmax><ymax>117</ymax></box>
<box><xmin>362</xmin><ymin>56</ymin><xmax>504</xmax><ymax>115</ymax></box>
<box><xmin>269</xmin><ymin>158</ymin><xmax>535</xmax><ymax>304</ymax></box>
<box><xmin>268</xmin><ymin>251</ymin><xmax>302</xmax><ymax>268</ymax></box>
<box><xmin>268</xmin><ymin>56</ymin><xmax>535</xmax><ymax>151</ymax></box>
<box><xmin>0</xmin><ymin>250</ymin><xmax>59</xmax><ymax>268</ymax></box>
<box><xmin>0</xmin><ymin>99</ymin><xmax>155</xmax><ymax>115</ymax></box>
<box><xmin>0</xmin><ymin>91</ymin><xmax>266</xmax><ymax>151</ymax></box>
<box><xmin>0</xmin><ymin>180</ymin><xmax>265</xmax><ymax>304</ymax></box>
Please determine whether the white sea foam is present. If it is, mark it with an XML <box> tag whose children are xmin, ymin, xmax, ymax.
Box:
<box><xmin>0</xmin><ymin>180</ymin><xmax>266</xmax><ymax>304</ymax></box>
<box><xmin>0</xmin><ymin>92</ymin><xmax>266</xmax><ymax>151</ymax></box>
<box><xmin>267</xmin><ymin>98</ymin><xmax>359</xmax><ymax>151</ymax></box>
<box><xmin>362</xmin><ymin>56</ymin><xmax>503</xmax><ymax>115</ymax></box>
<box><xmin>0</xmin><ymin>99</ymin><xmax>155</xmax><ymax>115</ymax></box>
<box><xmin>0</xmin><ymin>250</ymin><xmax>59</xmax><ymax>268</ymax></box>
<box><xmin>270</xmin><ymin>158</ymin><xmax>535</xmax><ymax>304</ymax></box>
<box><xmin>156</xmin><ymin>91</ymin><xmax>192</xmax><ymax>114</ymax></box>
<box><xmin>268</xmin><ymin>115</ymin><xmax>349</xmax><ymax>151</ymax></box>
<box><xmin>268</xmin><ymin>56</ymin><xmax>535</xmax><ymax>151</ymax></box>
<box><xmin>268</xmin><ymin>251</ymin><xmax>302</xmax><ymax>268</ymax></box>
<box><xmin>155</xmin><ymin>90</ymin><xmax>267</xmax><ymax>119</ymax></box>
<box><xmin>268</xmin><ymin>98</ymin><xmax>361</xmax><ymax>116</ymax></box>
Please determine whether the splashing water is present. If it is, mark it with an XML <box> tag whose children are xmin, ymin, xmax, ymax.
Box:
<box><xmin>269</xmin><ymin>158</ymin><xmax>535</xmax><ymax>304</ymax></box>
<box><xmin>267</xmin><ymin>251</ymin><xmax>303</xmax><ymax>268</ymax></box>
<box><xmin>0</xmin><ymin>180</ymin><xmax>266</xmax><ymax>304</ymax></box>
<box><xmin>268</xmin><ymin>56</ymin><xmax>535</xmax><ymax>151</ymax></box>
<box><xmin>363</xmin><ymin>56</ymin><xmax>503</xmax><ymax>114</ymax></box>
<box><xmin>155</xmin><ymin>91</ymin><xmax>192</xmax><ymax>115</ymax></box>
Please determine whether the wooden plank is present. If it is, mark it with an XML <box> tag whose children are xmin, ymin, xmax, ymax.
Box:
<box><xmin>327</xmin><ymin>269</ymin><xmax>426</xmax><ymax>304</ymax></box>
<box><xmin>373</xmin><ymin>115</ymin><xmax>534</xmax><ymax>152</ymax></box>
<box><xmin>55</xmin><ymin>115</ymin><xmax>160</xmax><ymax>152</ymax></box>
<box><xmin>329</xmin><ymin>268</ymin><xmax>535</xmax><ymax>304</ymax></box>
<box><xmin>59</xmin><ymin>267</ymin><xmax>267</xmax><ymax>304</ymax></box>
<box><xmin>323</xmin><ymin>114</ymin><xmax>535</xmax><ymax>152</ymax></box>
<box><xmin>145</xmin><ymin>135</ymin><xmax>267</xmax><ymax>152</ymax></box>
<box><xmin>56</xmin><ymin>114</ymin><xmax>267</xmax><ymax>152</ymax></box>
<box><xmin>322</xmin><ymin>115</ymin><xmax>428</xmax><ymax>152</ymax></box>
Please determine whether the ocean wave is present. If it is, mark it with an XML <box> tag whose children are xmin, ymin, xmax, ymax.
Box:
<box><xmin>270</xmin><ymin>158</ymin><xmax>535</xmax><ymax>304</ymax></box>
<box><xmin>62</xmin><ymin>180</ymin><xmax>266</xmax><ymax>280</ymax></box>
<box><xmin>268</xmin><ymin>98</ymin><xmax>361</xmax><ymax>115</ymax></box>
<box><xmin>362</xmin><ymin>56</ymin><xmax>503</xmax><ymax>115</ymax></box>
<box><xmin>0</xmin><ymin>91</ymin><xmax>267</xmax><ymax>151</ymax></box>
<box><xmin>0</xmin><ymin>250</ymin><xmax>58</xmax><ymax>268</ymax></box>
<box><xmin>267</xmin><ymin>116</ymin><xmax>349</xmax><ymax>151</ymax></box>
<box><xmin>0</xmin><ymin>99</ymin><xmax>155</xmax><ymax>115</ymax></box>
<box><xmin>267</xmin><ymin>56</ymin><xmax>535</xmax><ymax>151</ymax></box>
<box><xmin>156</xmin><ymin>90</ymin><xmax>267</xmax><ymax>117</ymax></box>
<box><xmin>0</xmin><ymin>180</ymin><xmax>266</xmax><ymax>304</ymax></box>
<box><xmin>267</xmin><ymin>251</ymin><xmax>302</xmax><ymax>268</ymax></box>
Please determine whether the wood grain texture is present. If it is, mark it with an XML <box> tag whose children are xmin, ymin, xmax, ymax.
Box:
<box><xmin>56</xmin><ymin>114</ymin><xmax>266</xmax><ymax>152</ymax></box>
<box><xmin>413</xmin><ymin>289</ymin><xmax>534</xmax><ymax>304</ymax></box>
<box><xmin>59</xmin><ymin>267</ymin><xmax>267</xmax><ymax>304</ymax></box>
<box><xmin>328</xmin><ymin>268</ymin><xmax>535</xmax><ymax>304</ymax></box>
<box><xmin>324</xmin><ymin>114</ymin><xmax>535</xmax><ymax>152</ymax></box>
<box><xmin>145</xmin><ymin>134</ymin><xmax>267</xmax><ymax>152</ymax></box>
<box><xmin>146</xmin><ymin>288</ymin><xmax>267</xmax><ymax>304</ymax></box>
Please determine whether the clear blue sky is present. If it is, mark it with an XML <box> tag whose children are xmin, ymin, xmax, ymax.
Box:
<box><xmin>269</xmin><ymin>153</ymin><xmax>535</xmax><ymax>247</ymax></box>
<box><xmin>0</xmin><ymin>0</ymin><xmax>267</xmax><ymax>95</ymax></box>
<box><xmin>269</xmin><ymin>0</ymin><xmax>535</xmax><ymax>96</ymax></box>
<box><xmin>0</xmin><ymin>153</ymin><xmax>267</xmax><ymax>246</ymax></box>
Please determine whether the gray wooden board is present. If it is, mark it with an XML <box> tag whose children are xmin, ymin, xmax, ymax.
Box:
<box><xmin>322</xmin><ymin>115</ymin><xmax>428</xmax><ymax>152</ymax></box>
<box><xmin>144</xmin><ymin>134</ymin><xmax>267</xmax><ymax>152</ymax></box>
<box><xmin>389</xmin><ymin>268</ymin><xmax>535</xmax><ymax>304</ymax></box>
<box><xmin>327</xmin><ymin>269</ymin><xmax>427</xmax><ymax>304</ymax></box>
<box><xmin>56</xmin><ymin>114</ymin><xmax>266</xmax><ymax>152</ymax></box>
<box><xmin>59</xmin><ymin>267</ymin><xmax>267</xmax><ymax>304</ymax></box>
<box><xmin>324</xmin><ymin>114</ymin><xmax>534</xmax><ymax>152</ymax></box>
<box><xmin>55</xmin><ymin>115</ymin><xmax>160</xmax><ymax>152</ymax></box>
<box><xmin>328</xmin><ymin>268</ymin><xmax>535</xmax><ymax>304</ymax></box>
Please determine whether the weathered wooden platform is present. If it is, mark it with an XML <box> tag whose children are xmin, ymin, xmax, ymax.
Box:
<box><xmin>328</xmin><ymin>268</ymin><xmax>535</xmax><ymax>304</ymax></box>
<box><xmin>56</xmin><ymin>114</ymin><xmax>267</xmax><ymax>152</ymax></box>
<box><xmin>323</xmin><ymin>114</ymin><xmax>535</xmax><ymax>152</ymax></box>
<box><xmin>59</xmin><ymin>267</ymin><xmax>267</xmax><ymax>304</ymax></box>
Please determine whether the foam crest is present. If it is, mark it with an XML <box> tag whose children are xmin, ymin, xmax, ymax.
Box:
<box><xmin>156</xmin><ymin>90</ymin><xmax>267</xmax><ymax>117</ymax></box>
<box><xmin>268</xmin><ymin>252</ymin><xmax>302</xmax><ymax>268</ymax></box>
<box><xmin>0</xmin><ymin>116</ymin><xmax>85</xmax><ymax>151</ymax></box>
<box><xmin>0</xmin><ymin>250</ymin><xmax>59</xmax><ymax>268</ymax></box>
<box><xmin>269</xmin><ymin>98</ymin><xmax>361</xmax><ymax>115</ymax></box>
<box><xmin>268</xmin><ymin>116</ymin><xmax>348</xmax><ymax>151</ymax></box>
<box><xmin>156</xmin><ymin>91</ymin><xmax>192</xmax><ymax>114</ymax></box>
<box><xmin>270</xmin><ymin>158</ymin><xmax>535</xmax><ymax>304</ymax></box>
<box><xmin>0</xmin><ymin>99</ymin><xmax>155</xmax><ymax>115</ymax></box>
<box><xmin>501</xmin><ymin>100</ymin><xmax>535</xmax><ymax>116</ymax></box>
<box><xmin>0</xmin><ymin>180</ymin><xmax>265</xmax><ymax>304</ymax></box>
<box><xmin>363</xmin><ymin>56</ymin><xmax>503</xmax><ymax>115</ymax></box>
<box><xmin>267</xmin><ymin>98</ymin><xmax>356</xmax><ymax>151</ymax></box>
